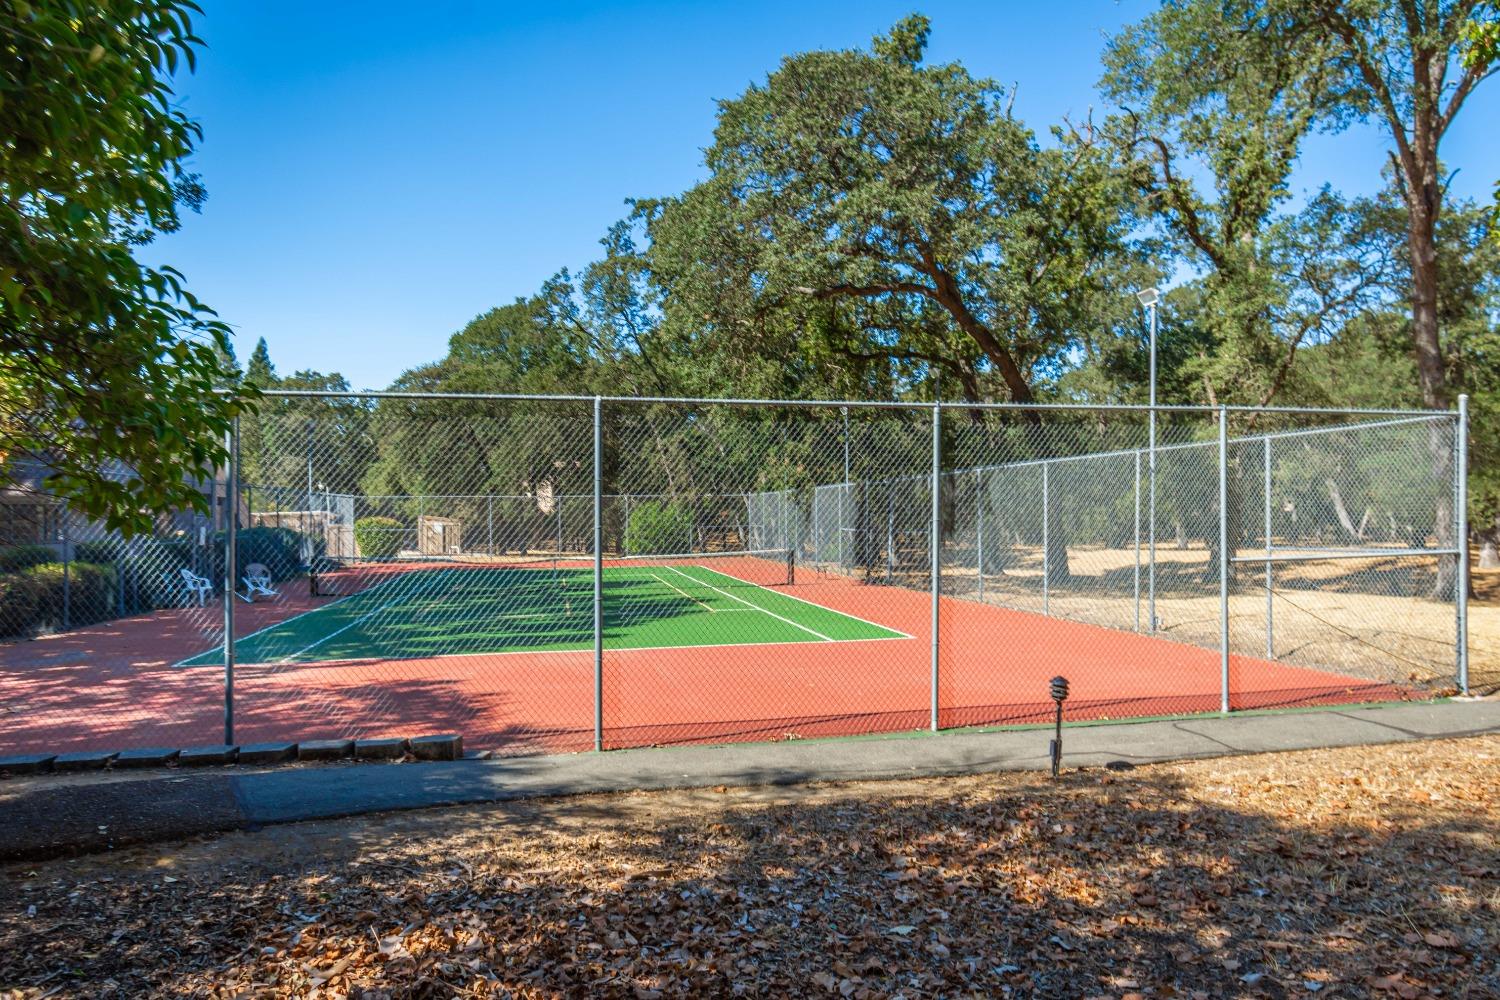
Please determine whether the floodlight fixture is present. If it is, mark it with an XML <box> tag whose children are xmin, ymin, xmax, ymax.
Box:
<box><xmin>1135</xmin><ymin>287</ymin><xmax>1160</xmax><ymax>307</ymax></box>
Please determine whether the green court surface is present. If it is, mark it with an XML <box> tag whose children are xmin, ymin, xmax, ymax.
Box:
<box><xmin>178</xmin><ymin>563</ymin><xmax>907</xmax><ymax>667</ymax></box>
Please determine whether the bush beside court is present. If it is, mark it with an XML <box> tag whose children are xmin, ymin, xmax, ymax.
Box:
<box><xmin>0</xmin><ymin>526</ymin><xmax>309</xmax><ymax>640</ymax></box>
<box><xmin>353</xmin><ymin>516</ymin><xmax>404</xmax><ymax>559</ymax></box>
<box><xmin>0</xmin><ymin>562</ymin><xmax>118</xmax><ymax>638</ymax></box>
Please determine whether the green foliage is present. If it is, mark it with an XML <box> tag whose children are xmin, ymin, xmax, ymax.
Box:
<box><xmin>0</xmin><ymin>544</ymin><xmax>53</xmax><ymax>573</ymax></box>
<box><xmin>238</xmin><ymin>369</ymin><xmax>376</xmax><ymax>494</ymax></box>
<box><xmin>73</xmin><ymin>535</ymin><xmax>193</xmax><ymax>613</ymax></box>
<box><xmin>233</xmin><ymin>526</ymin><xmax>307</xmax><ymax>579</ymax></box>
<box><xmin>1463</xmin><ymin>12</ymin><xmax>1499</xmax><ymax>241</ymax></box>
<box><xmin>0</xmin><ymin>562</ymin><xmax>118</xmax><ymax>638</ymax></box>
<box><xmin>647</xmin><ymin>15</ymin><xmax>1145</xmax><ymax>405</ymax></box>
<box><xmin>0</xmin><ymin>0</ymin><xmax>254</xmax><ymax>535</ymax></box>
<box><xmin>625</xmin><ymin>501</ymin><xmax>694</xmax><ymax>555</ymax></box>
<box><xmin>354</xmin><ymin>516</ymin><xmax>404</xmax><ymax>559</ymax></box>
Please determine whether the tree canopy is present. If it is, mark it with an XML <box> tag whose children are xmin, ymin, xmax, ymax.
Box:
<box><xmin>0</xmin><ymin>0</ymin><xmax>249</xmax><ymax>534</ymax></box>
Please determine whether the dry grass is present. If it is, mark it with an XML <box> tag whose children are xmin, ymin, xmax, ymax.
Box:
<box><xmin>887</xmin><ymin>542</ymin><xmax>1499</xmax><ymax>690</ymax></box>
<box><xmin>1</xmin><ymin>736</ymin><xmax>1495</xmax><ymax>998</ymax></box>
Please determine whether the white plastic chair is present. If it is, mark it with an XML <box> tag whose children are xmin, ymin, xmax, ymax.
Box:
<box><xmin>175</xmin><ymin>568</ymin><xmax>213</xmax><ymax>607</ymax></box>
<box><xmin>241</xmin><ymin>562</ymin><xmax>279</xmax><ymax>602</ymax></box>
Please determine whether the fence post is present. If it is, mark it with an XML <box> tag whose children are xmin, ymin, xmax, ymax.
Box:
<box><xmin>1218</xmin><ymin>407</ymin><xmax>1230</xmax><ymax>714</ymax></box>
<box><xmin>1149</xmin><ymin>408</ymin><xmax>1157</xmax><ymax>633</ymax></box>
<box><xmin>1457</xmin><ymin>394</ymin><xmax>1470</xmax><ymax>695</ymax></box>
<box><xmin>223</xmin><ymin>416</ymin><xmax>239</xmax><ymax>745</ymax></box>
<box><xmin>486</xmin><ymin>496</ymin><xmax>494</xmax><ymax>555</ymax></box>
<box><xmin>60</xmin><ymin>511</ymin><xmax>70</xmax><ymax>631</ymax></box>
<box><xmin>1263</xmin><ymin>435</ymin><xmax>1274</xmax><ymax>659</ymax></box>
<box><xmin>1133</xmin><ymin>450</ymin><xmax>1141</xmax><ymax>631</ymax></box>
<box><xmin>840</xmin><ymin>406</ymin><xmax>849</xmax><ymax>571</ymax></box>
<box><xmin>593</xmin><ymin>396</ymin><xmax>604</xmax><ymax>751</ymax></box>
<box><xmin>305</xmin><ymin>419</ymin><xmax>314</xmax><ymax>564</ymax></box>
<box><xmin>930</xmin><ymin>404</ymin><xmax>941</xmax><ymax>732</ymax></box>
<box><xmin>1041</xmin><ymin>461</ymin><xmax>1050</xmax><ymax>617</ymax></box>
<box><xmin>975</xmin><ymin>468</ymin><xmax>985</xmax><ymax>603</ymax></box>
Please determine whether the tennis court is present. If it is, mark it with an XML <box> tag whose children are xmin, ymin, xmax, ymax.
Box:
<box><xmin>176</xmin><ymin>552</ymin><xmax>906</xmax><ymax>668</ymax></box>
<box><xmin>0</xmin><ymin>390</ymin><xmax>1459</xmax><ymax>759</ymax></box>
<box><xmin>0</xmin><ymin>551</ymin><xmax>1414</xmax><ymax>757</ymax></box>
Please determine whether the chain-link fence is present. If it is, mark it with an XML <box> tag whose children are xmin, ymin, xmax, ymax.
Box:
<box><xmin>0</xmin><ymin>392</ymin><xmax>1473</xmax><ymax>757</ymax></box>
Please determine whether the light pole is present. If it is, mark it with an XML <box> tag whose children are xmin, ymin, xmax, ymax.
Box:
<box><xmin>1136</xmin><ymin>287</ymin><xmax>1160</xmax><ymax>633</ymax></box>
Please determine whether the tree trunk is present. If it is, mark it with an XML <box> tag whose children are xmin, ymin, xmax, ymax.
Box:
<box><xmin>1405</xmin><ymin>160</ymin><xmax>1459</xmax><ymax>600</ymax></box>
<box><xmin>1325</xmin><ymin>479</ymin><xmax>1364</xmax><ymax>543</ymax></box>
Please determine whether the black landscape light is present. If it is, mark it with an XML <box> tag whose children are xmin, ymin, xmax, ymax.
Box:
<box><xmin>1049</xmin><ymin>675</ymin><xmax>1069</xmax><ymax>778</ymax></box>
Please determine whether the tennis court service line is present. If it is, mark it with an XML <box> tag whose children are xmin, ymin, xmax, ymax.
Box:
<box><xmin>274</xmin><ymin>576</ymin><xmax>424</xmax><ymax>663</ymax></box>
<box><xmin>658</xmin><ymin>564</ymin><xmax>834</xmax><ymax>641</ymax></box>
<box><xmin>168</xmin><ymin>583</ymin><xmax>376</xmax><ymax>669</ymax></box>
<box><xmin>648</xmin><ymin>569</ymin><xmax>717</xmax><ymax>612</ymax></box>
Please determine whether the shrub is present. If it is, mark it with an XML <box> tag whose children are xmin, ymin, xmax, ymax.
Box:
<box><xmin>625</xmin><ymin>500</ymin><xmax>694</xmax><ymax>555</ymax></box>
<box><xmin>198</xmin><ymin>525</ymin><xmax>311</xmax><ymax>584</ymax></box>
<box><xmin>81</xmin><ymin>535</ymin><xmax>192</xmax><ymax>613</ymax></box>
<box><xmin>241</xmin><ymin>525</ymin><xmax>315</xmax><ymax>579</ymax></box>
<box><xmin>354</xmin><ymin>516</ymin><xmax>404</xmax><ymax>559</ymax></box>
<box><xmin>72</xmin><ymin>539</ymin><xmax>121</xmax><ymax>564</ymax></box>
<box><xmin>0</xmin><ymin>544</ymin><xmax>54</xmax><ymax>573</ymax></box>
<box><xmin>0</xmin><ymin>561</ymin><xmax>118</xmax><ymax>638</ymax></box>
<box><xmin>0</xmin><ymin>572</ymin><xmax>40</xmax><ymax>638</ymax></box>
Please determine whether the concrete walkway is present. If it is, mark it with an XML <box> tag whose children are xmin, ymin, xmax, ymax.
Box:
<box><xmin>3</xmin><ymin>699</ymin><xmax>1497</xmax><ymax>861</ymax></box>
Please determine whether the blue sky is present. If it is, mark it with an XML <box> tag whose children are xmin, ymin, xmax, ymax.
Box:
<box><xmin>153</xmin><ymin>1</ymin><xmax>1500</xmax><ymax>390</ymax></box>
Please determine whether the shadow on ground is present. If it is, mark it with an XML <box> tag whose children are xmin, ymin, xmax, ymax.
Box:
<box><xmin>0</xmin><ymin>736</ymin><xmax>1492</xmax><ymax>998</ymax></box>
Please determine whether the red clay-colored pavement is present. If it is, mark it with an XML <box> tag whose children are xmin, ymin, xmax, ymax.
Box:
<box><xmin>0</xmin><ymin>566</ymin><xmax>1409</xmax><ymax>756</ymax></box>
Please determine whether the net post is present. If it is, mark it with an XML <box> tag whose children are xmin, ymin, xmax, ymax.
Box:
<box><xmin>886</xmin><ymin>489</ymin><xmax>895</xmax><ymax>582</ymax></box>
<box><xmin>1457</xmin><ymin>394</ymin><xmax>1470</xmax><ymax>695</ymax></box>
<box><xmin>1218</xmin><ymin>406</ymin><xmax>1230</xmax><ymax>714</ymax></box>
<box><xmin>593</xmin><ymin>396</ymin><xmax>604</xmax><ymax>751</ymax></box>
<box><xmin>1133</xmin><ymin>449</ymin><xmax>1141</xmax><ymax>632</ymax></box>
<box><xmin>786</xmin><ymin>546</ymin><xmax>795</xmax><ymax>586</ymax></box>
<box><xmin>930</xmin><ymin>404</ymin><xmax>941</xmax><ymax>733</ymax></box>
<box><xmin>223</xmin><ymin>415</ymin><xmax>238</xmax><ymax>746</ymax></box>
<box><xmin>1263</xmin><ymin>434</ymin><xmax>1274</xmax><ymax>659</ymax></box>
<box><xmin>812</xmin><ymin>487</ymin><xmax>820</xmax><ymax>571</ymax></box>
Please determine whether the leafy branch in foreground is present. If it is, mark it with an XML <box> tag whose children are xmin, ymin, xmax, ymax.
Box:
<box><xmin>0</xmin><ymin>0</ymin><xmax>252</xmax><ymax>535</ymax></box>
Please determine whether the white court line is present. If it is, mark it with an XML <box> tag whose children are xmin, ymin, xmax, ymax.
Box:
<box><xmin>276</xmin><ymin>589</ymin><xmax>414</xmax><ymax>662</ymax></box>
<box><xmin>659</xmin><ymin>564</ymin><xmax>834</xmax><ymax>641</ymax></box>
<box><xmin>224</xmin><ymin>632</ymin><xmax>915</xmax><ymax>667</ymax></box>
<box><xmin>169</xmin><ymin>582</ymin><xmax>379</xmax><ymax>668</ymax></box>
<box><xmin>648</xmin><ymin>569</ymin><xmax>716</xmax><ymax>612</ymax></box>
<box><xmin>691</xmin><ymin>564</ymin><xmax>915</xmax><ymax>639</ymax></box>
<box><xmin>176</xmin><ymin>563</ymin><xmax>909</xmax><ymax>668</ymax></box>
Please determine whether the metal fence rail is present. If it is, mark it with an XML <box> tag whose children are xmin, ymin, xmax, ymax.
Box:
<box><xmin>0</xmin><ymin>392</ymin><xmax>1471</xmax><ymax>757</ymax></box>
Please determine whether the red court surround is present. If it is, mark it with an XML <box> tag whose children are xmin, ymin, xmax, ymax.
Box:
<box><xmin>0</xmin><ymin>565</ymin><xmax>1410</xmax><ymax>756</ymax></box>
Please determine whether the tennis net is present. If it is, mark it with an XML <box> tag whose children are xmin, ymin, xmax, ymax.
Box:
<box><xmin>311</xmin><ymin>547</ymin><xmax>796</xmax><ymax>597</ymax></box>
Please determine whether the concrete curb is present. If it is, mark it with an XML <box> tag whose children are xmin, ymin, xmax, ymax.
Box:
<box><xmin>2</xmin><ymin>700</ymin><xmax>1496</xmax><ymax>863</ymax></box>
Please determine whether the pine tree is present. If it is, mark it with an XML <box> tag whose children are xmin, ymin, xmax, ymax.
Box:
<box><xmin>245</xmin><ymin>338</ymin><xmax>276</xmax><ymax>388</ymax></box>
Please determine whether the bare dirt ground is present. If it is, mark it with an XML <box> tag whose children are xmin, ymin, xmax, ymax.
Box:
<box><xmin>922</xmin><ymin>543</ymin><xmax>1499</xmax><ymax>691</ymax></box>
<box><xmin>1</xmin><ymin>736</ymin><xmax>1494</xmax><ymax>999</ymax></box>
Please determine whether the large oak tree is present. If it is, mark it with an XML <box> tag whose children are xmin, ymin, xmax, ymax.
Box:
<box><xmin>647</xmin><ymin>15</ymin><xmax>1145</xmax><ymax>407</ymax></box>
